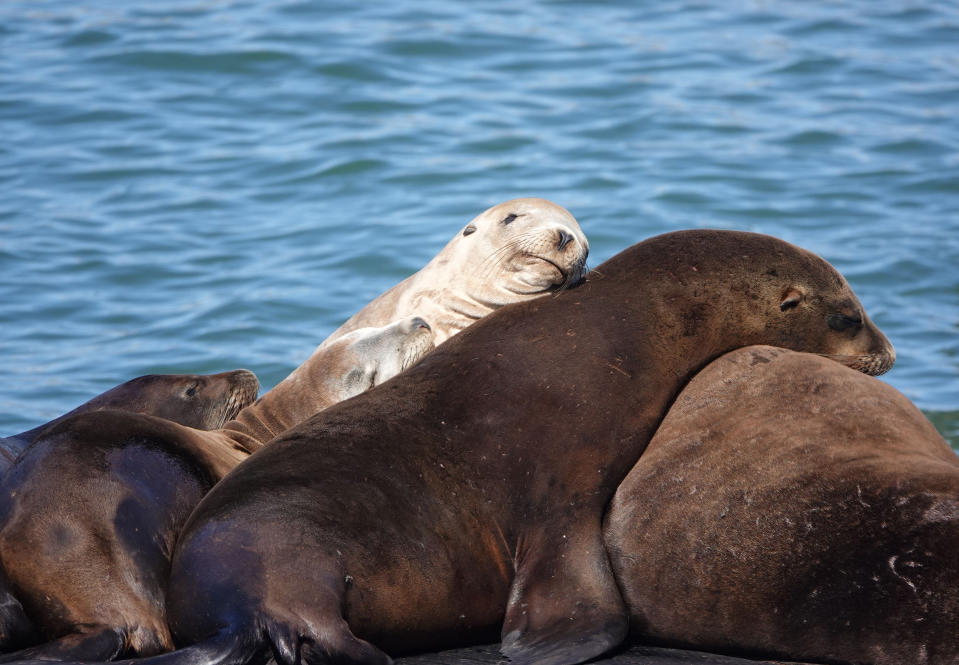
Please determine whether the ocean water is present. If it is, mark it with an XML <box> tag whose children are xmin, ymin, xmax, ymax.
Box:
<box><xmin>1</xmin><ymin>1</ymin><xmax>957</xmax><ymax>449</ymax></box>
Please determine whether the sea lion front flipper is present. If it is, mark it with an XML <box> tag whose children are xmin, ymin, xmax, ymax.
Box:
<box><xmin>500</xmin><ymin>527</ymin><xmax>627</xmax><ymax>665</ymax></box>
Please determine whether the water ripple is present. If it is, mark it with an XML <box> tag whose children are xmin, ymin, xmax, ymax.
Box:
<box><xmin>1</xmin><ymin>0</ymin><xmax>957</xmax><ymax>449</ymax></box>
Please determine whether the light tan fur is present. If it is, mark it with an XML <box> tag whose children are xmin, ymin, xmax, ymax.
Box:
<box><xmin>323</xmin><ymin>198</ymin><xmax>589</xmax><ymax>347</ymax></box>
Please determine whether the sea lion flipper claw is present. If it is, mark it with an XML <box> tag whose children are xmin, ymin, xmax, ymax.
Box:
<box><xmin>499</xmin><ymin>530</ymin><xmax>627</xmax><ymax>665</ymax></box>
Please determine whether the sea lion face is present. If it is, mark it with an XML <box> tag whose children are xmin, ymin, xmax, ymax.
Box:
<box><xmin>114</xmin><ymin>370</ymin><xmax>260</xmax><ymax>430</ymax></box>
<box><xmin>783</xmin><ymin>279</ymin><xmax>894</xmax><ymax>376</ymax></box>
<box><xmin>324</xmin><ymin>316</ymin><xmax>435</xmax><ymax>402</ymax></box>
<box><xmin>454</xmin><ymin>197</ymin><xmax>589</xmax><ymax>300</ymax></box>
<box><xmin>758</xmin><ymin>249</ymin><xmax>895</xmax><ymax>376</ymax></box>
<box><xmin>641</xmin><ymin>231</ymin><xmax>896</xmax><ymax>376</ymax></box>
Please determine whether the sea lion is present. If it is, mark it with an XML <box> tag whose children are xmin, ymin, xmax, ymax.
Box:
<box><xmin>0</xmin><ymin>317</ymin><xmax>434</xmax><ymax>662</ymax></box>
<box><xmin>604</xmin><ymin>346</ymin><xmax>957</xmax><ymax>665</ymax></box>
<box><xmin>322</xmin><ymin>197</ymin><xmax>589</xmax><ymax>348</ymax></box>
<box><xmin>105</xmin><ymin>230</ymin><xmax>891</xmax><ymax>665</ymax></box>
<box><xmin>0</xmin><ymin>370</ymin><xmax>260</xmax><ymax>473</ymax></box>
<box><xmin>0</xmin><ymin>369</ymin><xmax>259</xmax><ymax>652</ymax></box>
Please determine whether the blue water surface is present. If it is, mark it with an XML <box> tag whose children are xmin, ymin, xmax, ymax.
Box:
<box><xmin>1</xmin><ymin>1</ymin><xmax>957</xmax><ymax>448</ymax></box>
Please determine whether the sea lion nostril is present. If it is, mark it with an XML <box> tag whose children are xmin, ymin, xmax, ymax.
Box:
<box><xmin>557</xmin><ymin>229</ymin><xmax>574</xmax><ymax>251</ymax></box>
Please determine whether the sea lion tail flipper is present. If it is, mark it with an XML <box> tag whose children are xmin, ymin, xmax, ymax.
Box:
<box><xmin>500</xmin><ymin>528</ymin><xmax>627</xmax><ymax>665</ymax></box>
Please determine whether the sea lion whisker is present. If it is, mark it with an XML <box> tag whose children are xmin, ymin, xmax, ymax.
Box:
<box><xmin>553</xmin><ymin>260</ymin><xmax>588</xmax><ymax>294</ymax></box>
<box><xmin>473</xmin><ymin>243</ymin><xmax>541</xmax><ymax>286</ymax></box>
<box><xmin>475</xmin><ymin>237</ymin><xmax>529</xmax><ymax>274</ymax></box>
<box><xmin>476</xmin><ymin>233</ymin><xmax>573</xmax><ymax>288</ymax></box>
<box><xmin>816</xmin><ymin>351</ymin><xmax>895</xmax><ymax>376</ymax></box>
<box><xmin>478</xmin><ymin>229</ymin><xmax>557</xmax><ymax>269</ymax></box>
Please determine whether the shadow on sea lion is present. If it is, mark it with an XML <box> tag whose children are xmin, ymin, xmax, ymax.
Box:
<box><xmin>0</xmin><ymin>370</ymin><xmax>260</xmax><ymax>474</ymax></box>
<box><xmin>0</xmin><ymin>369</ymin><xmax>259</xmax><ymax>652</ymax></box>
<box><xmin>604</xmin><ymin>346</ymin><xmax>957</xmax><ymax>665</ymax></box>
<box><xmin>0</xmin><ymin>319</ymin><xmax>434</xmax><ymax>662</ymax></box>
<box><xmin>39</xmin><ymin>229</ymin><xmax>895</xmax><ymax>665</ymax></box>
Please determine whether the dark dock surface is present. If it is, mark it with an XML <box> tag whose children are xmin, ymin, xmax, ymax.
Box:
<box><xmin>395</xmin><ymin>643</ymin><xmax>818</xmax><ymax>664</ymax></box>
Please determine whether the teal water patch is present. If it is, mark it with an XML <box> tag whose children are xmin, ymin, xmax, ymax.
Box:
<box><xmin>926</xmin><ymin>411</ymin><xmax>959</xmax><ymax>453</ymax></box>
<box><xmin>0</xmin><ymin>1</ymin><xmax>957</xmax><ymax>452</ymax></box>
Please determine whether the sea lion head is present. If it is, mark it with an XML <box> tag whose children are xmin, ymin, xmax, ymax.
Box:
<box><xmin>92</xmin><ymin>369</ymin><xmax>260</xmax><ymax>430</ymax></box>
<box><xmin>451</xmin><ymin>197</ymin><xmax>589</xmax><ymax>304</ymax></box>
<box><xmin>776</xmin><ymin>277</ymin><xmax>896</xmax><ymax>377</ymax></box>
<box><xmin>748</xmin><ymin>240</ymin><xmax>895</xmax><ymax>376</ymax></box>
<box><xmin>600</xmin><ymin>230</ymin><xmax>896</xmax><ymax>377</ymax></box>
<box><xmin>323</xmin><ymin>316</ymin><xmax>435</xmax><ymax>401</ymax></box>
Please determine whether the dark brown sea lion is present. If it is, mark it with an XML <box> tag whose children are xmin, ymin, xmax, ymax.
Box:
<box><xmin>0</xmin><ymin>370</ymin><xmax>260</xmax><ymax>474</ymax></box>
<box><xmin>604</xmin><ymin>346</ymin><xmax>957</xmax><ymax>665</ymax></box>
<box><xmin>87</xmin><ymin>230</ymin><xmax>893</xmax><ymax>665</ymax></box>
<box><xmin>0</xmin><ymin>318</ymin><xmax>434</xmax><ymax>662</ymax></box>
<box><xmin>0</xmin><ymin>370</ymin><xmax>259</xmax><ymax>652</ymax></box>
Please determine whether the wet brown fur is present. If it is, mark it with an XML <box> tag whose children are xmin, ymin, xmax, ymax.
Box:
<box><xmin>604</xmin><ymin>346</ymin><xmax>957</xmax><ymax>665</ymax></box>
<box><xmin>0</xmin><ymin>370</ymin><xmax>258</xmax><ymax>652</ymax></box>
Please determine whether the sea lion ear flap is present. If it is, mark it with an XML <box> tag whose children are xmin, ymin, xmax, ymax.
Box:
<box><xmin>463</xmin><ymin>224</ymin><xmax>477</xmax><ymax>236</ymax></box>
<box><xmin>780</xmin><ymin>287</ymin><xmax>804</xmax><ymax>312</ymax></box>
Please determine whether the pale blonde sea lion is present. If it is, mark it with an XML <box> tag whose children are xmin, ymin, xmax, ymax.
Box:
<box><xmin>0</xmin><ymin>317</ymin><xmax>434</xmax><ymax>661</ymax></box>
<box><xmin>323</xmin><ymin>197</ymin><xmax>589</xmax><ymax>347</ymax></box>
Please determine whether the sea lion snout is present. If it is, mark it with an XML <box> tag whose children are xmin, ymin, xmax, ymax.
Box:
<box><xmin>822</xmin><ymin>345</ymin><xmax>896</xmax><ymax>377</ymax></box>
<box><xmin>211</xmin><ymin>369</ymin><xmax>261</xmax><ymax>427</ymax></box>
<box><xmin>548</xmin><ymin>224</ymin><xmax>589</xmax><ymax>288</ymax></box>
<box><xmin>224</xmin><ymin>369</ymin><xmax>260</xmax><ymax>404</ymax></box>
<box><xmin>820</xmin><ymin>311</ymin><xmax>896</xmax><ymax>376</ymax></box>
